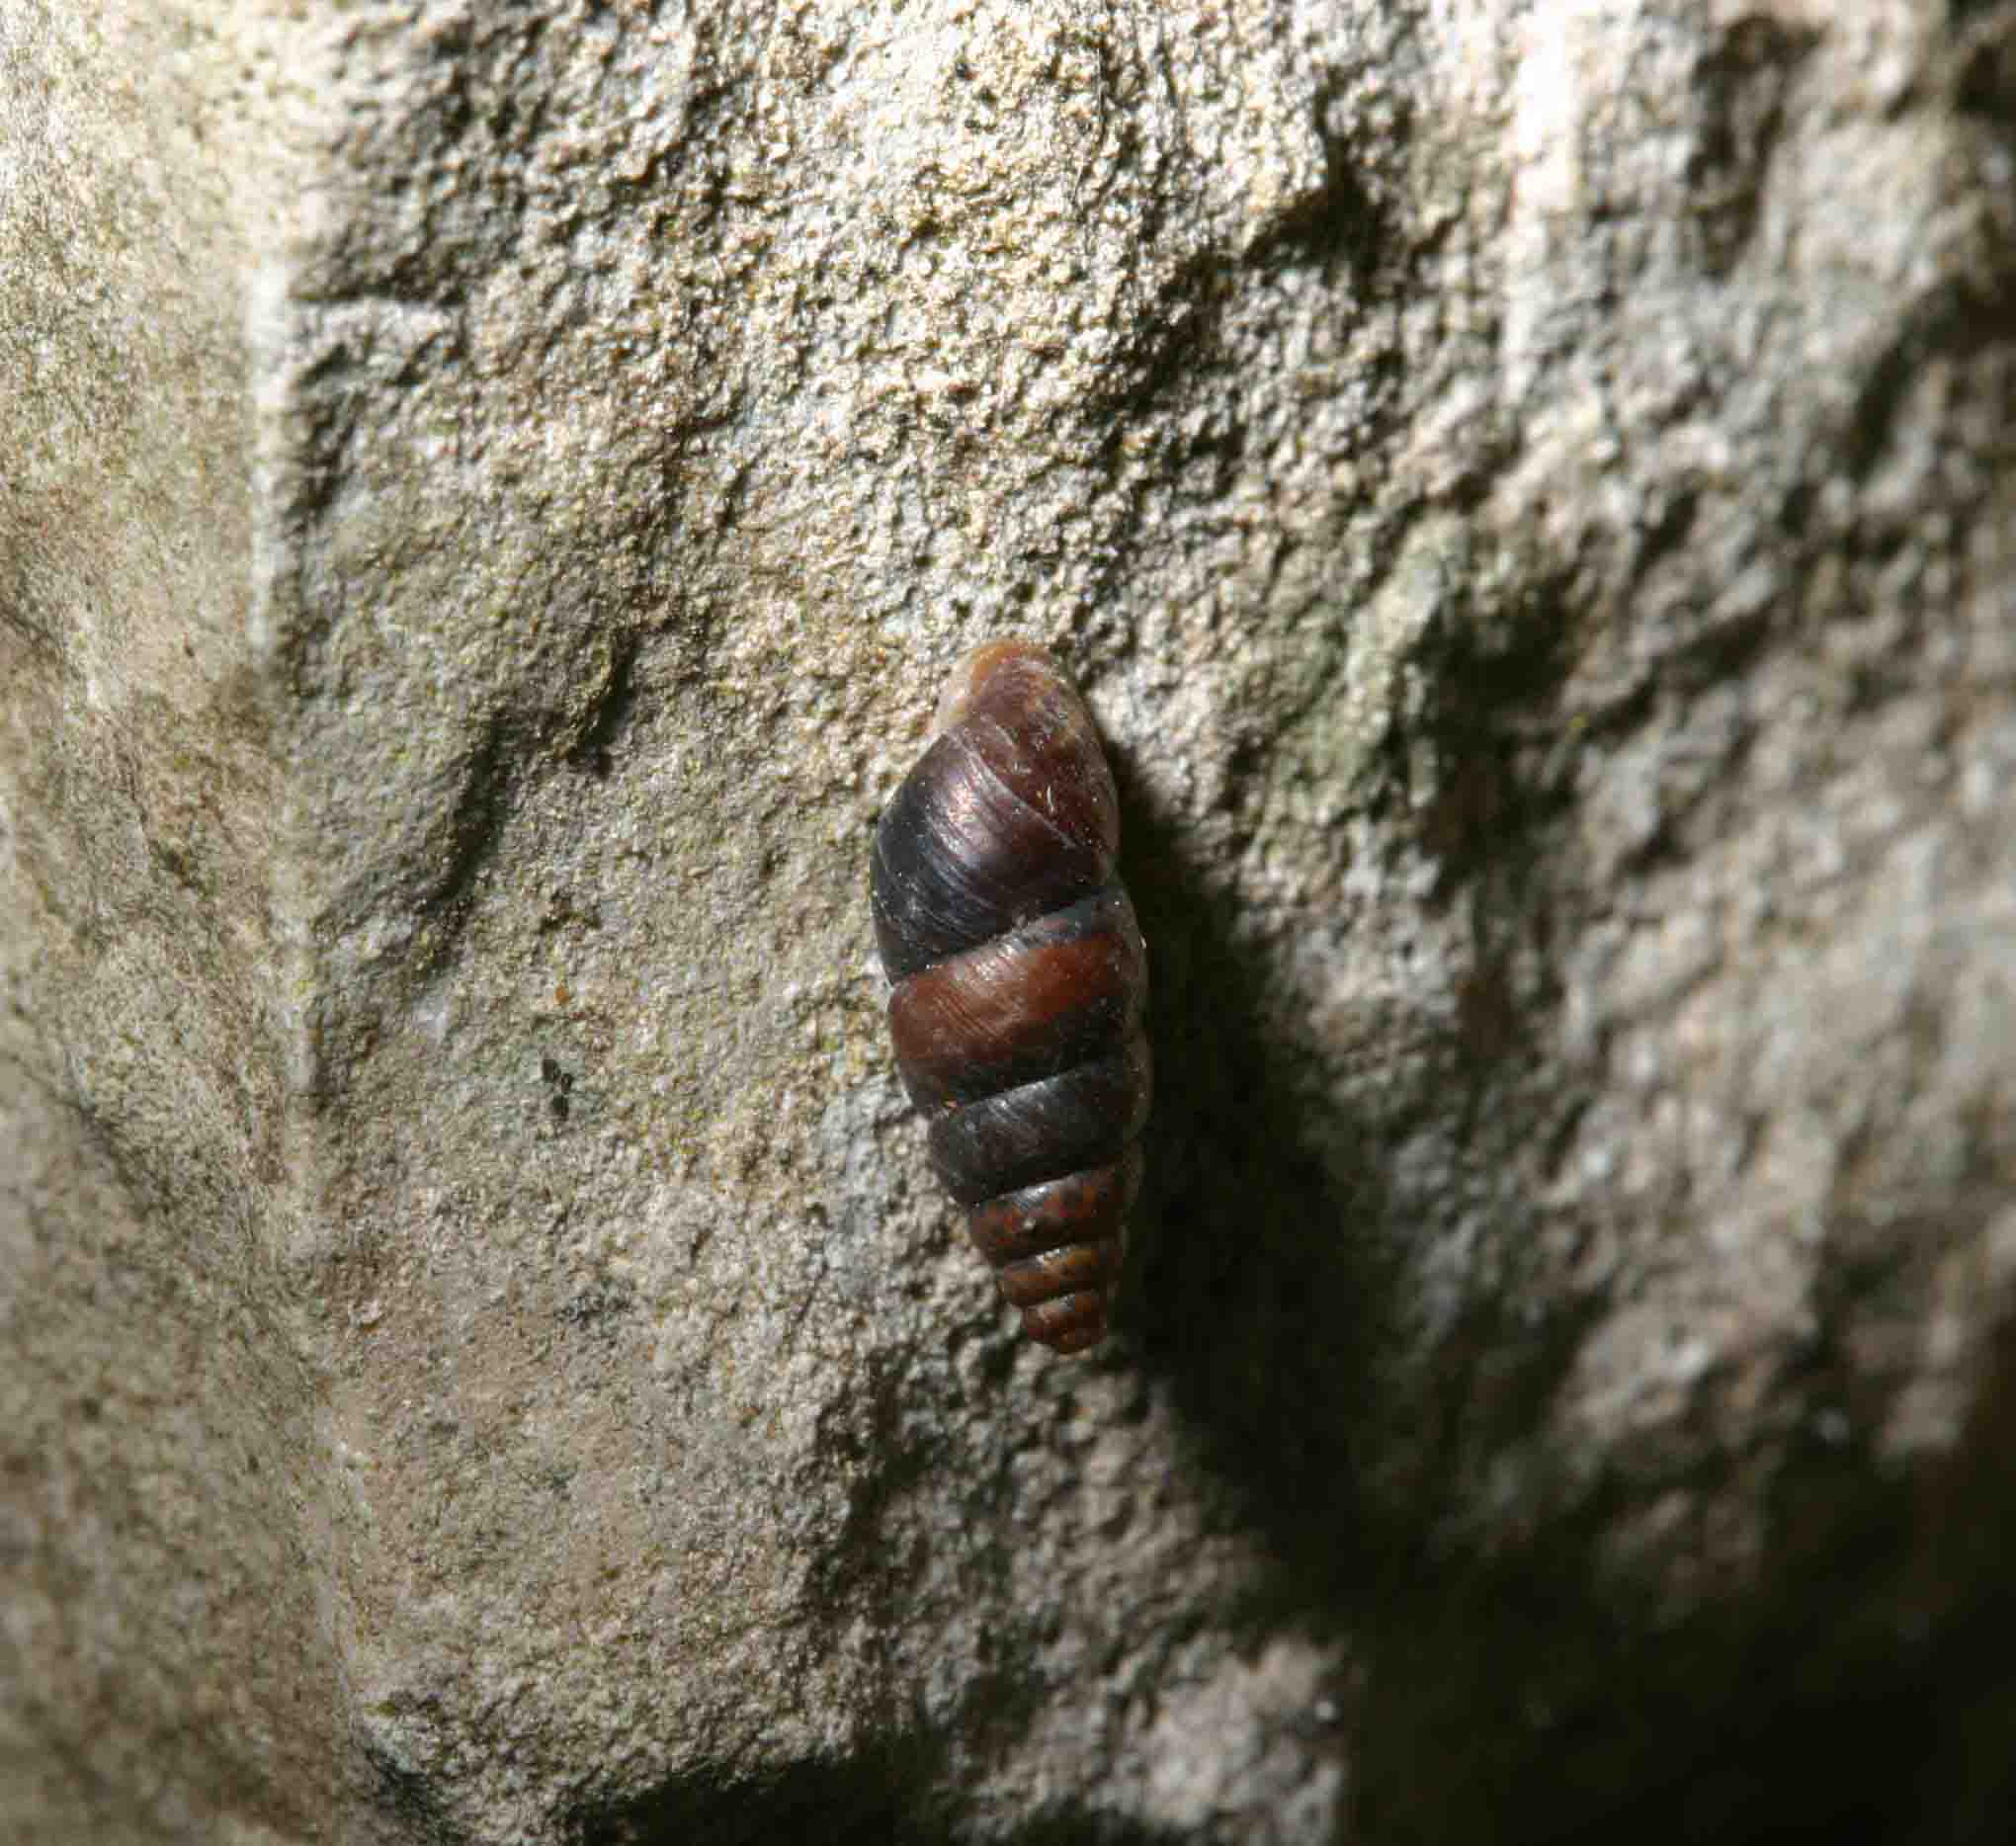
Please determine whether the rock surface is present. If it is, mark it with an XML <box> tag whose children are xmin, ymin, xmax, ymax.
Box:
<box><xmin>3</xmin><ymin>0</ymin><xmax>2012</xmax><ymax>1841</ymax></box>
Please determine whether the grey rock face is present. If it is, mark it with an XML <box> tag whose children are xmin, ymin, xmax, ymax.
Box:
<box><xmin>1</xmin><ymin>7</ymin><xmax>353</xmax><ymax>1844</ymax></box>
<box><xmin>3</xmin><ymin>1</ymin><xmax>2012</xmax><ymax>1841</ymax></box>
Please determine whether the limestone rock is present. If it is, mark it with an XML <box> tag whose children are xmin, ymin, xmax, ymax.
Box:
<box><xmin>3</xmin><ymin>1</ymin><xmax>2012</xmax><ymax>1840</ymax></box>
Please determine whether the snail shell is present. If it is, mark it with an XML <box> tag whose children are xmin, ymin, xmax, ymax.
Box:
<box><xmin>870</xmin><ymin>640</ymin><xmax>1149</xmax><ymax>1355</ymax></box>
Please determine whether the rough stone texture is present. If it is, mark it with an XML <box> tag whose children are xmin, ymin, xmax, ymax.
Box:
<box><xmin>3</xmin><ymin>0</ymin><xmax>2013</xmax><ymax>1842</ymax></box>
<box><xmin>1</xmin><ymin>6</ymin><xmax>353</xmax><ymax>1843</ymax></box>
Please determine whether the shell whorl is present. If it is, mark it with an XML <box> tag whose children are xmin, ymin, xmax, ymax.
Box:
<box><xmin>870</xmin><ymin>640</ymin><xmax>1149</xmax><ymax>1355</ymax></box>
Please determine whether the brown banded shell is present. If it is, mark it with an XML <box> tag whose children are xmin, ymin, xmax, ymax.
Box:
<box><xmin>869</xmin><ymin>639</ymin><xmax>1149</xmax><ymax>1355</ymax></box>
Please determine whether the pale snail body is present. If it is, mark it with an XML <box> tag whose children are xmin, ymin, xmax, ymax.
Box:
<box><xmin>870</xmin><ymin>640</ymin><xmax>1150</xmax><ymax>1355</ymax></box>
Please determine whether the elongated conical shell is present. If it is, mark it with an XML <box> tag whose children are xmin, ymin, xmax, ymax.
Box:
<box><xmin>870</xmin><ymin>640</ymin><xmax>1148</xmax><ymax>1355</ymax></box>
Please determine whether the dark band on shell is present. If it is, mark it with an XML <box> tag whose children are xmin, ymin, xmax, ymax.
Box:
<box><xmin>870</xmin><ymin>640</ymin><xmax>1148</xmax><ymax>1355</ymax></box>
